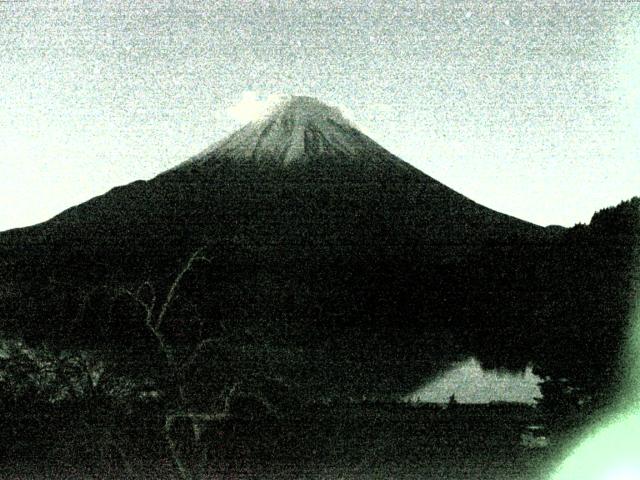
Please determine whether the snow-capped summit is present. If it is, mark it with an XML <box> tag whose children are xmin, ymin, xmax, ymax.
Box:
<box><xmin>265</xmin><ymin>96</ymin><xmax>350</xmax><ymax>127</ymax></box>
<box><xmin>183</xmin><ymin>96</ymin><xmax>411</xmax><ymax>171</ymax></box>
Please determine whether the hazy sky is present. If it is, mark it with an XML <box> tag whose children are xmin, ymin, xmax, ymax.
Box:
<box><xmin>1</xmin><ymin>0</ymin><xmax>639</xmax><ymax>231</ymax></box>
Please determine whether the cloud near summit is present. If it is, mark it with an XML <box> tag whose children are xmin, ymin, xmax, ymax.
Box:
<box><xmin>227</xmin><ymin>91</ymin><xmax>289</xmax><ymax>123</ymax></box>
<box><xmin>226</xmin><ymin>91</ymin><xmax>366</xmax><ymax>129</ymax></box>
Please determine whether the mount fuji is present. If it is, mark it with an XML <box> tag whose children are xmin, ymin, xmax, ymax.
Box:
<box><xmin>183</xmin><ymin>96</ymin><xmax>419</xmax><ymax>171</ymax></box>
<box><xmin>0</xmin><ymin>96</ymin><xmax>561</xmax><ymax>398</ymax></box>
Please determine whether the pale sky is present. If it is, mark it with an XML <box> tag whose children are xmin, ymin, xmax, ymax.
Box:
<box><xmin>1</xmin><ymin>0</ymin><xmax>639</xmax><ymax>231</ymax></box>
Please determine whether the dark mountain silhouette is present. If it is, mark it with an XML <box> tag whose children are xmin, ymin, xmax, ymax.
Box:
<box><xmin>0</xmin><ymin>96</ymin><xmax>635</xmax><ymax>403</ymax></box>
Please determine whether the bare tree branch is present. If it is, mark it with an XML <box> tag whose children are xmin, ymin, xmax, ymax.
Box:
<box><xmin>156</xmin><ymin>248</ymin><xmax>210</xmax><ymax>331</ymax></box>
<box><xmin>125</xmin><ymin>247</ymin><xmax>239</xmax><ymax>480</ymax></box>
<box><xmin>164</xmin><ymin>414</ymin><xmax>195</xmax><ymax>480</ymax></box>
<box><xmin>178</xmin><ymin>338</ymin><xmax>218</xmax><ymax>372</ymax></box>
<box><xmin>121</xmin><ymin>288</ymin><xmax>153</xmax><ymax>324</ymax></box>
<box><xmin>121</xmin><ymin>287</ymin><xmax>175</xmax><ymax>366</ymax></box>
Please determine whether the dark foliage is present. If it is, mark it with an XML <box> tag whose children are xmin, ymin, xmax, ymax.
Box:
<box><xmin>531</xmin><ymin>197</ymin><xmax>639</xmax><ymax>413</ymax></box>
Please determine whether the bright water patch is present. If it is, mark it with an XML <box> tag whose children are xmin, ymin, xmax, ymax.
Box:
<box><xmin>406</xmin><ymin>357</ymin><xmax>541</xmax><ymax>404</ymax></box>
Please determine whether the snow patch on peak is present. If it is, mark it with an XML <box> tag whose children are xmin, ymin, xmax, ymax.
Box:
<box><xmin>268</xmin><ymin>96</ymin><xmax>353</xmax><ymax>129</ymax></box>
<box><xmin>209</xmin><ymin>96</ymin><xmax>377</xmax><ymax>166</ymax></box>
<box><xmin>227</xmin><ymin>93</ymin><xmax>353</xmax><ymax>128</ymax></box>
<box><xmin>179</xmin><ymin>95</ymin><xmax>408</xmax><ymax>172</ymax></box>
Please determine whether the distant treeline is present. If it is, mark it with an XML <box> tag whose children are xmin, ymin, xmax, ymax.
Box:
<box><xmin>472</xmin><ymin>197</ymin><xmax>639</xmax><ymax>412</ymax></box>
